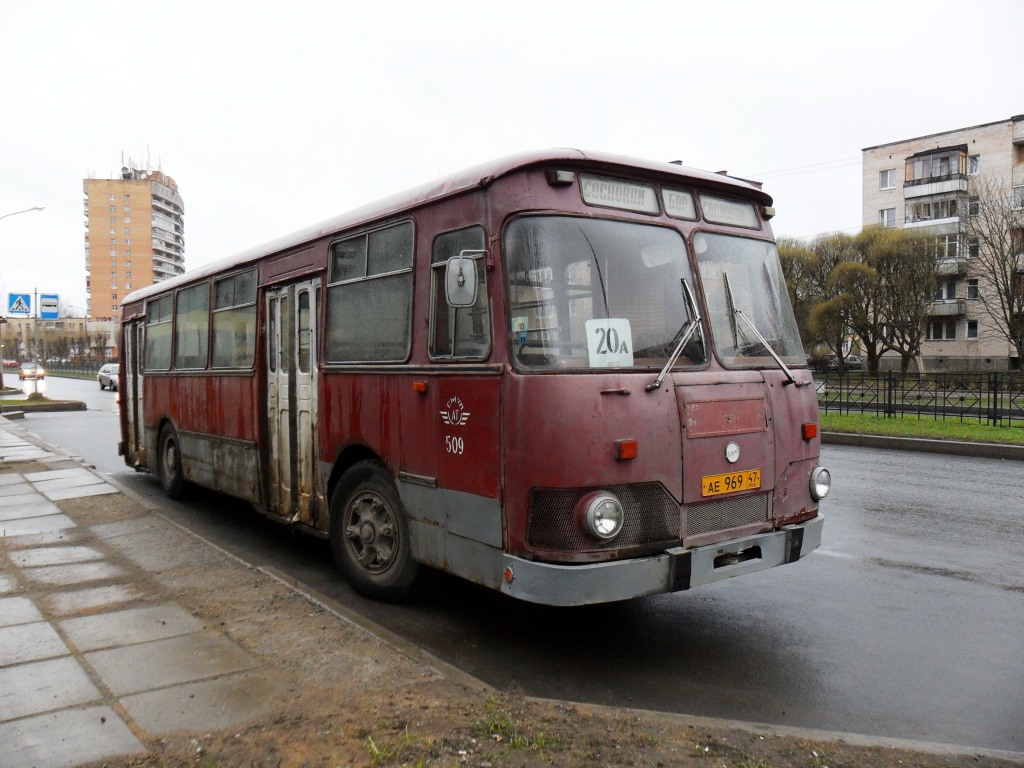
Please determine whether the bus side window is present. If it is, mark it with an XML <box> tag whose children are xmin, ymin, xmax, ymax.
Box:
<box><xmin>429</xmin><ymin>226</ymin><xmax>489</xmax><ymax>359</ymax></box>
<box><xmin>325</xmin><ymin>221</ymin><xmax>415</xmax><ymax>363</ymax></box>
<box><xmin>212</xmin><ymin>270</ymin><xmax>258</xmax><ymax>369</ymax></box>
<box><xmin>174</xmin><ymin>283</ymin><xmax>210</xmax><ymax>370</ymax></box>
<box><xmin>144</xmin><ymin>295</ymin><xmax>173</xmax><ymax>371</ymax></box>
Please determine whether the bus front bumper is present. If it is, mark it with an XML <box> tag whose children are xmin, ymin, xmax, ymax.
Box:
<box><xmin>499</xmin><ymin>514</ymin><xmax>823</xmax><ymax>606</ymax></box>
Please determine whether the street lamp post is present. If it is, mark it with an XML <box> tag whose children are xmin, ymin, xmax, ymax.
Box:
<box><xmin>0</xmin><ymin>206</ymin><xmax>45</xmax><ymax>223</ymax></box>
<box><xmin>0</xmin><ymin>205</ymin><xmax>45</xmax><ymax>390</ymax></box>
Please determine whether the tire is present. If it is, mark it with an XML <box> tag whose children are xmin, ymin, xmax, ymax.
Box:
<box><xmin>158</xmin><ymin>424</ymin><xmax>187</xmax><ymax>500</ymax></box>
<box><xmin>99</xmin><ymin>382</ymin><xmax>106</xmax><ymax>390</ymax></box>
<box><xmin>329</xmin><ymin>461</ymin><xmax>419</xmax><ymax>601</ymax></box>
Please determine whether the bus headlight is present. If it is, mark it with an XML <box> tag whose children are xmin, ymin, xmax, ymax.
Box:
<box><xmin>578</xmin><ymin>492</ymin><xmax>625</xmax><ymax>540</ymax></box>
<box><xmin>809</xmin><ymin>466</ymin><xmax>831</xmax><ymax>501</ymax></box>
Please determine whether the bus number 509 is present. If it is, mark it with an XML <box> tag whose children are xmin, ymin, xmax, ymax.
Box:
<box><xmin>445</xmin><ymin>435</ymin><xmax>464</xmax><ymax>455</ymax></box>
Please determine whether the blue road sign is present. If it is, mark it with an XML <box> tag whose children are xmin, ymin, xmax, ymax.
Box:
<box><xmin>40</xmin><ymin>294</ymin><xmax>59</xmax><ymax>320</ymax></box>
<box><xmin>8</xmin><ymin>293</ymin><xmax>31</xmax><ymax>316</ymax></box>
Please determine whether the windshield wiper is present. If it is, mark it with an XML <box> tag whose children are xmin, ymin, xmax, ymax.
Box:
<box><xmin>646</xmin><ymin>279</ymin><xmax>703</xmax><ymax>392</ymax></box>
<box><xmin>722</xmin><ymin>272</ymin><xmax>805</xmax><ymax>387</ymax></box>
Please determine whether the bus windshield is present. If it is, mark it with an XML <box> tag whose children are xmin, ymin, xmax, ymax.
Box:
<box><xmin>693</xmin><ymin>232</ymin><xmax>804</xmax><ymax>367</ymax></box>
<box><xmin>505</xmin><ymin>216</ymin><xmax>704</xmax><ymax>370</ymax></box>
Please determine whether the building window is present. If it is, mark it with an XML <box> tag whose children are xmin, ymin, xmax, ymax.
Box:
<box><xmin>879</xmin><ymin>169</ymin><xmax>896</xmax><ymax>190</ymax></box>
<box><xmin>907</xmin><ymin>197</ymin><xmax>957</xmax><ymax>224</ymax></box>
<box><xmin>930</xmin><ymin>234</ymin><xmax>959</xmax><ymax>259</ymax></box>
<box><xmin>969</xmin><ymin>237</ymin><xmax>979</xmax><ymax>258</ymax></box>
<box><xmin>1013</xmin><ymin>185</ymin><xmax>1024</xmax><ymax>211</ymax></box>
<box><xmin>968</xmin><ymin>155</ymin><xmax>980</xmax><ymax>175</ymax></box>
<box><xmin>879</xmin><ymin>208</ymin><xmax>896</xmax><ymax>227</ymax></box>
<box><xmin>967</xmin><ymin>320</ymin><xmax>979</xmax><ymax>339</ymax></box>
<box><xmin>968</xmin><ymin>279</ymin><xmax>979</xmax><ymax>299</ymax></box>
<box><xmin>969</xmin><ymin>196</ymin><xmax>980</xmax><ymax>216</ymax></box>
<box><xmin>928</xmin><ymin>320</ymin><xmax>957</xmax><ymax>340</ymax></box>
<box><xmin>934</xmin><ymin>279</ymin><xmax>957</xmax><ymax>300</ymax></box>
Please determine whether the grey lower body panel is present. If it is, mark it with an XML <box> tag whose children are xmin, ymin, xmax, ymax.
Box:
<box><xmin>145</xmin><ymin>425</ymin><xmax>261</xmax><ymax>505</ymax></box>
<box><xmin>499</xmin><ymin>515</ymin><xmax>824</xmax><ymax>606</ymax></box>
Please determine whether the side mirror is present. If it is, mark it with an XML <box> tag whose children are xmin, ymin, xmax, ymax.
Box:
<box><xmin>445</xmin><ymin>251</ymin><xmax>484</xmax><ymax>307</ymax></box>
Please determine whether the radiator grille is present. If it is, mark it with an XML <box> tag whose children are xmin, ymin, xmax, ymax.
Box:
<box><xmin>527</xmin><ymin>483</ymin><xmax>680</xmax><ymax>552</ymax></box>
<box><xmin>685</xmin><ymin>493</ymin><xmax>770</xmax><ymax>537</ymax></box>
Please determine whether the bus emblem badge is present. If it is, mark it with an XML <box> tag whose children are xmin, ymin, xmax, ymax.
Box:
<box><xmin>725</xmin><ymin>442</ymin><xmax>740</xmax><ymax>463</ymax></box>
<box><xmin>441</xmin><ymin>397</ymin><xmax>471</xmax><ymax>426</ymax></box>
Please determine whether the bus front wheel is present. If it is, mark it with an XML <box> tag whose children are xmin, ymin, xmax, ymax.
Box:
<box><xmin>158</xmin><ymin>425</ymin><xmax>187</xmax><ymax>500</ymax></box>
<box><xmin>329</xmin><ymin>461</ymin><xmax>419</xmax><ymax>601</ymax></box>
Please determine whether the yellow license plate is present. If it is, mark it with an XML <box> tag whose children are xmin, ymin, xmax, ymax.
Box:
<box><xmin>701</xmin><ymin>469</ymin><xmax>761</xmax><ymax>497</ymax></box>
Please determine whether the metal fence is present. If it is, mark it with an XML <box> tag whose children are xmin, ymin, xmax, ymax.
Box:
<box><xmin>36</xmin><ymin>361</ymin><xmax>106</xmax><ymax>378</ymax></box>
<box><xmin>816</xmin><ymin>370</ymin><xmax>1024</xmax><ymax>427</ymax></box>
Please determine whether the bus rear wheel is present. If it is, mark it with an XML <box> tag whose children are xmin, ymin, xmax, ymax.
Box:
<box><xmin>329</xmin><ymin>461</ymin><xmax>419</xmax><ymax>601</ymax></box>
<box><xmin>158</xmin><ymin>425</ymin><xmax>187</xmax><ymax>500</ymax></box>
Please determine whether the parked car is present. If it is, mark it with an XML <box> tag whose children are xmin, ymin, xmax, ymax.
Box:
<box><xmin>98</xmin><ymin>363</ymin><xmax>120</xmax><ymax>390</ymax></box>
<box><xmin>844</xmin><ymin>354</ymin><xmax>864</xmax><ymax>369</ymax></box>
<box><xmin>18</xmin><ymin>361</ymin><xmax>45</xmax><ymax>380</ymax></box>
<box><xmin>825</xmin><ymin>354</ymin><xmax>864</xmax><ymax>371</ymax></box>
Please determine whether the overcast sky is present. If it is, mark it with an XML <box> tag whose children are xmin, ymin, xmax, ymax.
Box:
<box><xmin>1</xmin><ymin>0</ymin><xmax>1021</xmax><ymax>313</ymax></box>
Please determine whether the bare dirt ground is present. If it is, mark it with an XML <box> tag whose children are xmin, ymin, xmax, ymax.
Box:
<box><xmin>13</xmin><ymin>463</ymin><xmax>1016</xmax><ymax>768</ymax></box>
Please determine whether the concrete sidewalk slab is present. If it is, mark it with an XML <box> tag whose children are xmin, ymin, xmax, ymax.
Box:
<box><xmin>0</xmin><ymin>706</ymin><xmax>145</xmax><ymax>768</ymax></box>
<box><xmin>42</xmin><ymin>584</ymin><xmax>142</xmax><ymax>617</ymax></box>
<box><xmin>61</xmin><ymin>604</ymin><xmax>203</xmax><ymax>652</ymax></box>
<box><xmin>0</xmin><ymin>501</ymin><xmax>65</xmax><ymax>521</ymax></box>
<box><xmin>0</xmin><ymin>492</ymin><xmax>48</xmax><ymax>508</ymax></box>
<box><xmin>0</xmin><ymin>622</ymin><xmax>68</xmax><ymax>667</ymax></box>
<box><xmin>0</xmin><ymin>595</ymin><xmax>43</xmax><ymax>627</ymax></box>
<box><xmin>0</xmin><ymin>514</ymin><xmax>77</xmax><ymax>538</ymax></box>
<box><xmin>10</xmin><ymin>545</ymin><xmax>105</xmax><ymax>568</ymax></box>
<box><xmin>85</xmin><ymin>633</ymin><xmax>258</xmax><ymax>695</ymax></box>
<box><xmin>45</xmin><ymin>484</ymin><xmax>119</xmax><ymax>501</ymax></box>
<box><xmin>22</xmin><ymin>561</ymin><xmax>127</xmax><ymax>586</ymax></box>
<box><xmin>120</xmin><ymin>669</ymin><xmax>285</xmax><ymax>735</ymax></box>
<box><xmin>0</xmin><ymin>657</ymin><xmax>103</xmax><ymax>722</ymax></box>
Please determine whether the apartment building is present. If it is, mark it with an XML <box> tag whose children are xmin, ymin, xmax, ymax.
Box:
<box><xmin>862</xmin><ymin>115</ymin><xmax>1024</xmax><ymax>371</ymax></box>
<box><xmin>83</xmin><ymin>163</ymin><xmax>186</xmax><ymax>322</ymax></box>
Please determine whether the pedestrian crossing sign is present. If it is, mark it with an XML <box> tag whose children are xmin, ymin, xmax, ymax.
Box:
<box><xmin>7</xmin><ymin>293</ymin><xmax>31</xmax><ymax>316</ymax></box>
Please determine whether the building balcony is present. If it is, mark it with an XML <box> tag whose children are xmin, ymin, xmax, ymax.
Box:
<box><xmin>903</xmin><ymin>176</ymin><xmax>967</xmax><ymax>198</ymax></box>
<box><xmin>929</xmin><ymin>299</ymin><xmax>966</xmax><ymax>317</ymax></box>
<box><xmin>904</xmin><ymin>215</ymin><xmax>960</xmax><ymax>232</ymax></box>
<box><xmin>937</xmin><ymin>258</ymin><xmax>969</xmax><ymax>276</ymax></box>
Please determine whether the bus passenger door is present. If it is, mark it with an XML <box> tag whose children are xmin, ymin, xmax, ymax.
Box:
<box><xmin>265</xmin><ymin>279</ymin><xmax>320</xmax><ymax>525</ymax></box>
<box><xmin>123</xmin><ymin>320</ymin><xmax>145</xmax><ymax>465</ymax></box>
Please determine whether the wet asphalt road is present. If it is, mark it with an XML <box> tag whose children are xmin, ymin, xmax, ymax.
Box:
<box><xmin>17</xmin><ymin>376</ymin><xmax>1024</xmax><ymax>753</ymax></box>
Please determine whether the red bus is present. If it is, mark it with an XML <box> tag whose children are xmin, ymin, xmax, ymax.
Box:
<box><xmin>119</xmin><ymin>150</ymin><xmax>830</xmax><ymax>605</ymax></box>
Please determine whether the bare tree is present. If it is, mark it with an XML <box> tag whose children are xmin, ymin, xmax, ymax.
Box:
<box><xmin>963</xmin><ymin>175</ymin><xmax>1024</xmax><ymax>362</ymax></box>
<box><xmin>876</xmin><ymin>229</ymin><xmax>942</xmax><ymax>372</ymax></box>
